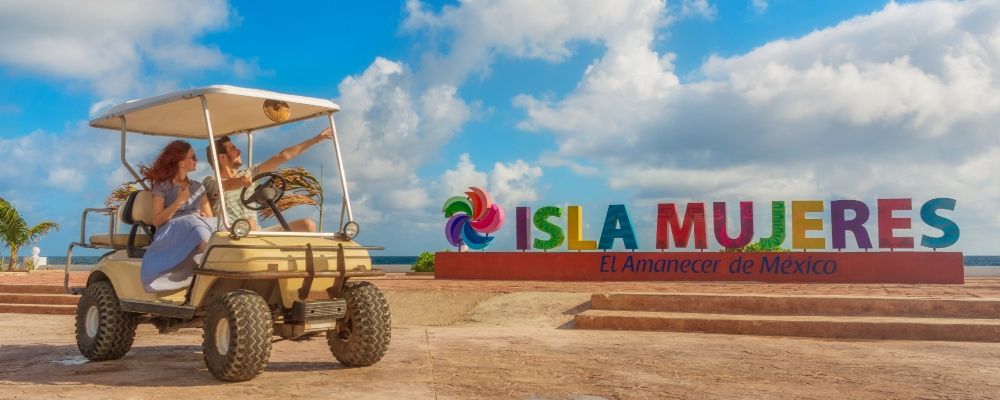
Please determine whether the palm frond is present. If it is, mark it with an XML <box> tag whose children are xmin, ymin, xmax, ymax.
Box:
<box><xmin>27</xmin><ymin>221</ymin><xmax>60</xmax><ymax>244</ymax></box>
<box><xmin>258</xmin><ymin>194</ymin><xmax>318</xmax><ymax>221</ymax></box>
<box><xmin>105</xmin><ymin>182</ymin><xmax>139</xmax><ymax>208</ymax></box>
<box><xmin>0</xmin><ymin>198</ymin><xmax>22</xmax><ymax>228</ymax></box>
<box><xmin>278</xmin><ymin>167</ymin><xmax>323</xmax><ymax>198</ymax></box>
<box><xmin>0</xmin><ymin>199</ymin><xmax>26</xmax><ymax>249</ymax></box>
<box><xmin>257</xmin><ymin>167</ymin><xmax>324</xmax><ymax>221</ymax></box>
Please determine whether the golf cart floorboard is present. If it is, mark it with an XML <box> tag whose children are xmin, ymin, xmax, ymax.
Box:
<box><xmin>120</xmin><ymin>299</ymin><xmax>196</xmax><ymax>319</ymax></box>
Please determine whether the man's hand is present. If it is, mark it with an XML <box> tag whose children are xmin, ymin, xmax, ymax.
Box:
<box><xmin>235</xmin><ymin>175</ymin><xmax>252</xmax><ymax>187</ymax></box>
<box><xmin>261</xmin><ymin>128</ymin><xmax>334</xmax><ymax>174</ymax></box>
<box><xmin>220</xmin><ymin>175</ymin><xmax>252</xmax><ymax>191</ymax></box>
<box><xmin>316</xmin><ymin>128</ymin><xmax>333</xmax><ymax>141</ymax></box>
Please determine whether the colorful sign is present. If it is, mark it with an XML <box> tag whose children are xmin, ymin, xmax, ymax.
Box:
<box><xmin>510</xmin><ymin>198</ymin><xmax>959</xmax><ymax>251</ymax></box>
<box><xmin>442</xmin><ymin>187</ymin><xmax>505</xmax><ymax>250</ymax></box>
<box><xmin>437</xmin><ymin>194</ymin><xmax>964</xmax><ymax>284</ymax></box>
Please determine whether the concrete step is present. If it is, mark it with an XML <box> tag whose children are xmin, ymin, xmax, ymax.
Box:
<box><xmin>0</xmin><ymin>303</ymin><xmax>76</xmax><ymax>315</ymax></box>
<box><xmin>0</xmin><ymin>284</ymin><xmax>68</xmax><ymax>295</ymax></box>
<box><xmin>592</xmin><ymin>292</ymin><xmax>1000</xmax><ymax>319</ymax></box>
<box><xmin>0</xmin><ymin>293</ymin><xmax>79</xmax><ymax>305</ymax></box>
<box><xmin>574</xmin><ymin>310</ymin><xmax>1000</xmax><ymax>342</ymax></box>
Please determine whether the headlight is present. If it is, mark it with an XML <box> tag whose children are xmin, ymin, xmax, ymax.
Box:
<box><xmin>230</xmin><ymin>219</ymin><xmax>251</xmax><ymax>239</ymax></box>
<box><xmin>343</xmin><ymin>221</ymin><xmax>360</xmax><ymax>239</ymax></box>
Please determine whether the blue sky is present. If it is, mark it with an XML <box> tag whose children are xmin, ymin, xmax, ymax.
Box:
<box><xmin>2</xmin><ymin>0</ymin><xmax>999</xmax><ymax>257</ymax></box>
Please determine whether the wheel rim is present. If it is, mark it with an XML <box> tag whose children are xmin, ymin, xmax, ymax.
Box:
<box><xmin>85</xmin><ymin>305</ymin><xmax>99</xmax><ymax>338</ymax></box>
<box><xmin>214</xmin><ymin>317</ymin><xmax>230</xmax><ymax>355</ymax></box>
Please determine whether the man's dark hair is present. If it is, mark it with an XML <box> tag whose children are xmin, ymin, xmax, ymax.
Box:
<box><xmin>206</xmin><ymin>136</ymin><xmax>232</xmax><ymax>170</ymax></box>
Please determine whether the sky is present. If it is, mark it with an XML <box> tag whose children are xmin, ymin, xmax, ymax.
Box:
<box><xmin>1</xmin><ymin>0</ymin><xmax>999</xmax><ymax>257</ymax></box>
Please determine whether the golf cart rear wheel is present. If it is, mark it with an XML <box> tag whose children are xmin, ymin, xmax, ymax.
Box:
<box><xmin>75</xmin><ymin>280</ymin><xmax>138</xmax><ymax>360</ymax></box>
<box><xmin>202</xmin><ymin>290</ymin><xmax>273</xmax><ymax>382</ymax></box>
<box><xmin>327</xmin><ymin>281</ymin><xmax>391</xmax><ymax>367</ymax></box>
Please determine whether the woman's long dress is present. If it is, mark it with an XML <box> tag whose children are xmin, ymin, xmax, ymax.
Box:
<box><xmin>140</xmin><ymin>180</ymin><xmax>216</xmax><ymax>293</ymax></box>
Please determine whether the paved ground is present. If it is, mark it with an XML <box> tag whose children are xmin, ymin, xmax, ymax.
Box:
<box><xmin>3</xmin><ymin>271</ymin><xmax>1000</xmax><ymax>399</ymax></box>
<box><xmin>2</xmin><ymin>308</ymin><xmax>1000</xmax><ymax>399</ymax></box>
<box><xmin>5</xmin><ymin>271</ymin><xmax>1000</xmax><ymax>298</ymax></box>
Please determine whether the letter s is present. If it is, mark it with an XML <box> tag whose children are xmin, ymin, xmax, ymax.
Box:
<box><xmin>920</xmin><ymin>198</ymin><xmax>959</xmax><ymax>249</ymax></box>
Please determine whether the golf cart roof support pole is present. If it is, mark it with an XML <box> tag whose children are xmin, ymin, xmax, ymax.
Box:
<box><xmin>119</xmin><ymin>117</ymin><xmax>148</xmax><ymax>190</ymax></box>
<box><xmin>327</xmin><ymin>113</ymin><xmax>354</xmax><ymax>225</ymax></box>
<box><xmin>201</xmin><ymin>95</ymin><xmax>230</xmax><ymax>230</ymax></box>
<box><xmin>247</xmin><ymin>131</ymin><xmax>253</xmax><ymax>168</ymax></box>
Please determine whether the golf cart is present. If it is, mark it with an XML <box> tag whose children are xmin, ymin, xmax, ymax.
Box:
<box><xmin>64</xmin><ymin>85</ymin><xmax>390</xmax><ymax>381</ymax></box>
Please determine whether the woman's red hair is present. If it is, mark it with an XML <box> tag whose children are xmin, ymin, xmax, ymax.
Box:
<box><xmin>141</xmin><ymin>140</ymin><xmax>192</xmax><ymax>184</ymax></box>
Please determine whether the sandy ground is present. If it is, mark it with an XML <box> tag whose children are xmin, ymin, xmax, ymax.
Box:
<box><xmin>2</xmin><ymin>290</ymin><xmax>1000</xmax><ymax>399</ymax></box>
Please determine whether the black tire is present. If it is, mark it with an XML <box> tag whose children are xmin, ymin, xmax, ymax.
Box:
<box><xmin>75</xmin><ymin>280</ymin><xmax>138</xmax><ymax>361</ymax></box>
<box><xmin>327</xmin><ymin>281</ymin><xmax>391</xmax><ymax>367</ymax></box>
<box><xmin>202</xmin><ymin>290</ymin><xmax>273</xmax><ymax>382</ymax></box>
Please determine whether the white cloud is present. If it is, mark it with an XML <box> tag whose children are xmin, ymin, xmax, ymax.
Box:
<box><xmin>437</xmin><ymin>153</ymin><xmax>543</xmax><ymax>207</ymax></box>
<box><xmin>333</xmin><ymin>57</ymin><xmax>471</xmax><ymax>184</ymax></box>
<box><xmin>386</xmin><ymin>187</ymin><xmax>432</xmax><ymax>210</ymax></box>
<box><xmin>680</xmin><ymin>0</ymin><xmax>717</xmax><ymax>20</ymax></box>
<box><xmin>511</xmin><ymin>0</ymin><xmax>1000</xmax><ymax>252</ymax></box>
<box><xmin>490</xmin><ymin>159</ymin><xmax>543</xmax><ymax>205</ymax></box>
<box><xmin>751</xmin><ymin>0</ymin><xmax>767</xmax><ymax>14</ymax></box>
<box><xmin>537</xmin><ymin>153</ymin><xmax>600</xmax><ymax>176</ymax></box>
<box><xmin>46</xmin><ymin>168</ymin><xmax>85</xmax><ymax>192</ymax></box>
<box><xmin>439</xmin><ymin>154</ymin><xmax>488</xmax><ymax>197</ymax></box>
<box><xmin>404</xmin><ymin>0</ymin><xmax>669</xmax><ymax>85</ymax></box>
<box><xmin>0</xmin><ymin>0</ymin><xmax>246</xmax><ymax>97</ymax></box>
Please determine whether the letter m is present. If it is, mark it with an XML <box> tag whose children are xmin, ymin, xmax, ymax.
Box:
<box><xmin>656</xmin><ymin>203</ymin><xmax>707</xmax><ymax>249</ymax></box>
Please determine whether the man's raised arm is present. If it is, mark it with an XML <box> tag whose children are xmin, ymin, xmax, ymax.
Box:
<box><xmin>257</xmin><ymin>128</ymin><xmax>334</xmax><ymax>173</ymax></box>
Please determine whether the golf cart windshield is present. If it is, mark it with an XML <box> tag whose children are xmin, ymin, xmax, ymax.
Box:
<box><xmin>88</xmin><ymin>85</ymin><xmax>354</xmax><ymax>238</ymax></box>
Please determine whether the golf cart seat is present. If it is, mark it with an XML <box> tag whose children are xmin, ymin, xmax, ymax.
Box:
<box><xmin>89</xmin><ymin>233</ymin><xmax>151</xmax><ymax>247</ymax></box>
<box><xmin>114</xmin><ymin>190</ymin><xmax>157</xmax><ymax>258</ymax></box>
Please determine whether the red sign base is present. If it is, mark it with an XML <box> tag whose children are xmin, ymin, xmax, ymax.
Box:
<box><xmin>434</xmin><ymin>251</ymin><xmax>964</xmax><ymax>284</ymax></box>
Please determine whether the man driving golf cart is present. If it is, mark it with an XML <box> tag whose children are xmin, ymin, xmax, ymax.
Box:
<box><xmin>204</xmin><ymin>128</ymin><xmax>333</xmax><ymax>232</ymax></box>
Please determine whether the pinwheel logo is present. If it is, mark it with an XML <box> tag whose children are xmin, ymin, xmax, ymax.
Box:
<box><xmin>442</xmin><ymin>187</ymin><xmax>505</xmax><ymax>250</ymax></box>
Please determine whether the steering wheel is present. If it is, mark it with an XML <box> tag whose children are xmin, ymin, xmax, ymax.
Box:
<box><xmin>240</xmin><ymin>172</ymin><xmax>287</xmax><ymax>211</ymax></box>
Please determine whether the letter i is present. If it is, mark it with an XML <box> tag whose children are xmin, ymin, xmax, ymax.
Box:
<box><xmin>516</xmin><ymin>207</ymin><xmax>532</xmax><ymax>250</ymax></box>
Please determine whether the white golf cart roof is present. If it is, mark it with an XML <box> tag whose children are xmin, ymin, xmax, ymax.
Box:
<box><xmin>89</xmin><ymin>85</ymin><xmax>341</xmax><ymax>138</ymax></box>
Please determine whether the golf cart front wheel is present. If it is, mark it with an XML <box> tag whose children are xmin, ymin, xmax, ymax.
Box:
<box><xmin>75</xmin><ymin>280</ymin><xmax>137</xmax><ymax>360</ymax></box>
<box><xmin>327</xmin><ymin>281</ymin><xmax>391</xmax><ymax>367</ymax></box>
<box><xmin>202</xmin><ymin>290</ymin><xmax>273</xmax><ymax>381</ymax></box>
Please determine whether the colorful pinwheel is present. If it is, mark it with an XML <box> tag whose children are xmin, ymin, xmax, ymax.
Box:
<box><xmin>443</xmin><ymin>187</ymin><xmax>504</xmax><ymax>250</ymax></box>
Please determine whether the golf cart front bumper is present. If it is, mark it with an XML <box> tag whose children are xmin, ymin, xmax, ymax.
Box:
<box><xmin>193</xmin><ymin>241</ymin><xmax>384</xmax><ymax>308</ymax></box>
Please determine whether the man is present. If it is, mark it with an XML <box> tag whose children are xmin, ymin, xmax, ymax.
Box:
<box><xmin>204</xmin><ymin>128</ymin><xmax>333</xmax><ymax>232</ymax></box>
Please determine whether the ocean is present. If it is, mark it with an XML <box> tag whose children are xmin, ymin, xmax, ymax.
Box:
<box><xmin>38</xmin><ymin>255</ymin><xmax>1000</xmax><ymax>267</ymax></box>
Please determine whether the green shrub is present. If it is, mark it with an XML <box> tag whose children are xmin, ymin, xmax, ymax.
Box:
<box><xmin>411</xmin><ymin>251</ymin><xmax>435</xmax><ymax>272</ymax></box>
<box><xmin>722</xmin><ymin>240</ymin><xmax>790</xmax><ymax>253</ymax></box>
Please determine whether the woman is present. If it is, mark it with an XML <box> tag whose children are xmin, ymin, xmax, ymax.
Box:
<box><xmin>139</xmin><ymin>140</ymin><xmax>215</xmax><ymax>293</ymax></box>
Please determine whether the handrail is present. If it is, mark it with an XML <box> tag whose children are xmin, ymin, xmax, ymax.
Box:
<box><xmin>119</xmin><ymin>117</ymin><xmax>149</xmax><ymax>190</ymax></box>
<box><xmin>79</xmin><ymin>208</ymin><xmax>116</xmax><ymax>243</ymax></box>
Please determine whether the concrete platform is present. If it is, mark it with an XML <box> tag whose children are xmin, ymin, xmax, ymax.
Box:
<box><xmin>0</xmin><ymin>303</ymin><xmax>75</xmax><ymax>315</ymax></box>
<box><xmin>0</xmin><ymin>284</ymin><xmax>69</xmax><ymax>294</ymax></box>
<box><xmin>577</xmin><ymin>292</ymin><xmax>1000</xmax><ymax>341</ymax></box>
<box><xmin>575</xmin><ymin>310</ymin><xmax>1000</xmax><ymax>342</ymax></box>
<box><xmin>591</xmin><ymin>292</ymin><xmax>1000</xmax><ymax>318</ymax></box>
<box><xmin>0</xmin><ymin>293</ymin><xmax>79</xmax><ymax>305</ymax></box>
